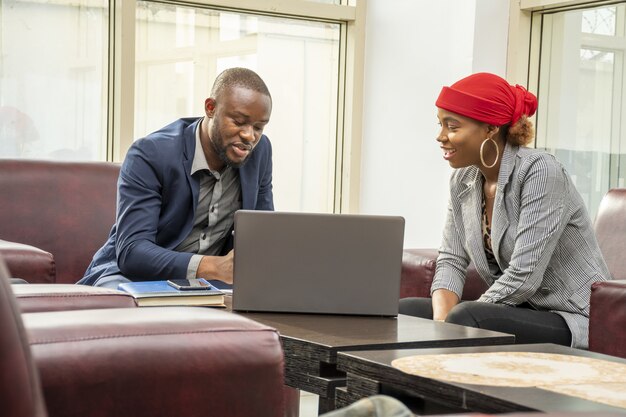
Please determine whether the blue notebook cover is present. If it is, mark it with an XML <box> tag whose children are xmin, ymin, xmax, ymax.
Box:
<box><xmin>206</xmin><ymin>280</ymin><xmax>233</xmax><ymax>294</ymax></box>
<box><xmin>118</xmin><ymin>280</ymin><xmax>224</xmax><ymax>299</ymax></box>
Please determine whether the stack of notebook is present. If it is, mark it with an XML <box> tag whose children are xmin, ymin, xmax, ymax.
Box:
<box><xmin>118</xmin><ymin>280</ymin><xmax>225</xmax><ymax>307</ymax></box>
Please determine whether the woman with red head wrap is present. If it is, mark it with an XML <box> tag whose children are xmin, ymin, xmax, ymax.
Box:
<box><xmin>399</xmin><ymin>73</ymin><xmax>609</xmax><ymax>349</ymax></box>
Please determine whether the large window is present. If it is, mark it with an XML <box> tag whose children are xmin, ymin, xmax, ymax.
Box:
<box><xmin>0</xmin><ymin>0</ymin><xmax>108</xmax><ymax>160</ymax></box>
<box><xmin>0</xmin><ymin>0</ymin><xmax>364</xmax><ymax>213</ymax></box>
<box><xmin>532</xmin><ymin>2</ymin><xmax>626</xmax><ymax>219</ymax></box>
<box><xmin>134</xmin><ymin>3</ymin><xmax>340</xmax><ymax>212</ymax></box>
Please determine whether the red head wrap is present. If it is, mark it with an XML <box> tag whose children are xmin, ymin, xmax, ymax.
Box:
<box><xmin>435</xmin><ymin>73</ymin><xmax>538</xmax><ymax>126</ymax></box>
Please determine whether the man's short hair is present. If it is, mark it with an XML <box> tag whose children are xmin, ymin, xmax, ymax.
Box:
<box><xmin>210</xmin><ymin>67</ymin><xmax>271</xmax><ymax>101</ymax></box>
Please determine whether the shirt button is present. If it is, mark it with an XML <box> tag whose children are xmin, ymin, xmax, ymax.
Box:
<box><xmin>201</xmin><ymin>233</ymin><xmax>206</xmax><ymax>240</ymax></box>
<box><xmin>210</xmin><ymin>206</ymin><xmax>215</xmax><ymax>213</ymax></box>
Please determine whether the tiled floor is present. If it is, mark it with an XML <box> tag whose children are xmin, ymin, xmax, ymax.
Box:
<box><xmin>299</xmin><ymin>392</ymin><xmax>319</xmax><ymax>417</ymax></box>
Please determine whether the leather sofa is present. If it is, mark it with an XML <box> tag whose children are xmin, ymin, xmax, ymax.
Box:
<box><xmin>588</xmin><ymin>189</ymin><xmax>626</xmax><ymax>358</ymax></box>
<box><xmin>400</xmin><ymin>188</ymin><xmax>626</xmax><ymax>358</ymax></box>
<box><xmin>1</xmin><ymin>259</ymin><xmax>287</xmax><ymax>417</ymax></box>
<box><xmin>0</xmin><ymin>159</ymin><xmax>301</xmax><ymax>415</ymax></box>
<box><xmin>0</xmin><ymin>159</ymin><xmax>119</xmax><ymax>284</ymax></box>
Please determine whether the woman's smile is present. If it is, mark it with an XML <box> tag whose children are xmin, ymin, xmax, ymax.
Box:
<box><xmin>441</xmin><ymin>146</ymin><xmax>457</xmax><ymax>160</ymax></box>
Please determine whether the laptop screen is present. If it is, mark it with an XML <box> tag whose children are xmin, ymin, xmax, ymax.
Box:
<box><xmin>232</xmin><ymin>211</ymin><xmax>405</xmax><ymax>316</ymax></box>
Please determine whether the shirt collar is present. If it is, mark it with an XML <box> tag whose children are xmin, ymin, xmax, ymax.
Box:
<box><xmin>191</xmin><ymin>118</ymin><xmax>212</xmax><ymax>175</ymax></box>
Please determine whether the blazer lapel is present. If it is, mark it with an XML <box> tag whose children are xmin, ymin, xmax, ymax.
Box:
<box><xmin>182</xmin><ymin>119</ymin><xmax>201</xmax><ymax>215</ymax></box>
<box><xmin>459</xmin><ymin>169</ymin><xmax>492</xmax><ymax>276</ymax></box>
<box><xmin>238</xmin><ymin>165</ymin><xmax>253</xmax><ymax>209</ymax></box>
<box><xmin>490</xmin><ymin>143</ymin><xmax>517</xmax><ymax>264</ymax></box>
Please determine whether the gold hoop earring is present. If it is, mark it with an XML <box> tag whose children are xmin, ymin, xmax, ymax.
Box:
<box><xmin>480</xmin><ymin>138</ymin><xmax>499</xmax><ymax>169</ymax></box>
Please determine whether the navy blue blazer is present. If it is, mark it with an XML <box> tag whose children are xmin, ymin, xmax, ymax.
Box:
<box><xmin>79</xmin><ymin>117</ymin><xmax>273</xmax><ymax>285</ymax></box>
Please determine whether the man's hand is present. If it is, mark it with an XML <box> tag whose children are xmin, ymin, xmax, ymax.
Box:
<box><xmin>432</xmin><ymin>288</ymin><xmax>460</xmax><ymax>321</ymax></box>
<box><xmin>196</xmin><ymin>250</ymin><xmax>234</xmax><ymax>284</ymax></box>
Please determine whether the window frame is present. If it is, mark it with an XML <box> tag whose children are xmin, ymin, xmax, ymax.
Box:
<box><xmin>107</xmin><ymin>0</ymin><xmax>365</xmax><ymax>213</ymax></box>
<box><xmin>507</xmin><ymin>0</ymin><xmax>624</xmax><ymax>142</ymax></box>
<box><xmin>508</xmin><ymin>0</ymin><xmax>626</xmax><ymax>216</ymax></box>
<box><xmin>507</xmin><ymin>0</ymin><xmax>623</xmax><ymax>83</ymax></box>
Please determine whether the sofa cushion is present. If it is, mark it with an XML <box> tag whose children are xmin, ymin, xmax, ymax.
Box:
<box><xmin>594</xmin><ymin>188</ymin><xmax>626</xmax><ymax>280</ymax></box>
<box><xmin>11</xmin><ymin>284</ymin><xmax>137</xmax><ymax>313</ymax></box>
<box><xmin>401</xmin><ymin>249</ymin><xmax>488</xmax><ymax>300</ymax></box>
<box><xmin>401</xmin><ymin>249</ymin><xmax>438</xmax><ymax>298</ymax></box>
<box><xmin>24</xmin><ymin>307</ymin><xmax>286</xmax><ymax>417</ymax></box>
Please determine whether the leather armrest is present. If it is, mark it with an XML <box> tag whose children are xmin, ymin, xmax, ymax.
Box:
<box><xmin>589</xmin><ymin>280</ymin><xmax>626</xmax><ymax>358</ymax></box>
<box><xmin>24</xmin><ymin>307</ymin><xmax>286</xmax><ymax>417</ymax></box>
<box><xmin>400</xmin><ymin>249</ymin><xmax>438</xmax><ymax>298</ymax></box>
<box><xmin>11</xmin><ymin>284</ymin><xmax>137</xmax><ymax>313</ymax></box>
<box><xmin>400</xmin><ymin>248</ymin><xmax>487</xmax><ymax>300</ymax></box>
<box><xmin>0</xmin><ymin>240</ymin><xmax>55</xmax><ymax>284</ymax></box>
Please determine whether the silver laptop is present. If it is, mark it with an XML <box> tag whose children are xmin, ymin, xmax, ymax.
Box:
<box><xmin>232</xmin><ymin>210</ymin><xmax>405</xmax><ymax>316</ymax></box>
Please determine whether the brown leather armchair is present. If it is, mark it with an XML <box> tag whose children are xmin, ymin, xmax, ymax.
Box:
<box><xmin>0</xmin><ymin>159</ymin><xmax>301</xmax><ymax>415</ymax></box>
<box><xmin>400</xmin><ymin>188</ymin><xmax>626</xmax><ymax>358</ymax></box>
<box><xmin>588</xmin><ymin>189</ymin><xmax>626</xmax><ymax>358</ymax></box>
<box><xmin>1</xmin><ymin>259</ymin><xmax>287</xmax><ymax>417</ymax></box>
<box><xmin>0</xmin><ymin>159</ymin><xmax>119</xmax><ymax>284</ymax></box>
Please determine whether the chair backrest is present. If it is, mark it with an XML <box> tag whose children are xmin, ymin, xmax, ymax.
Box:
<box><xmin>0</xmin><ymin>259</ymin><xmax>47</xmax><ymax>417</ymax></box>
<box><xmin>594</xmin><ymin>188</ymin><xmax>626</xmax><ymax>280</ymax></box>
<box><xmin>0</xmin><ymin>160</ymin><xmax>119</xmax><ymax>283</ymax></box>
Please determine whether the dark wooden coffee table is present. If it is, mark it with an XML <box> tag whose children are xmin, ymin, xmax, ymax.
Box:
<box><xmin>336</xmin><ymin>343</ymin><xmax>626</xmax><ymax>415</ymax></box>
<box><xmin>237</xmin><ymin>310</ymin><xmax>513</xmax><ymax>414</ymax></box>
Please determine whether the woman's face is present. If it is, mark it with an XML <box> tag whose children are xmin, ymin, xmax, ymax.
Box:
<box><xmin>436</xmin><ymin>108</ymin><xmax>491</xmax><ymax>169</ymax></box>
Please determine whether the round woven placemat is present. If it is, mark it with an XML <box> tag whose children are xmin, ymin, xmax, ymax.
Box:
<box><xmin>391</xmin><ymin>352</ymin><xmax>626</xmax><ymax>387</ymax></box>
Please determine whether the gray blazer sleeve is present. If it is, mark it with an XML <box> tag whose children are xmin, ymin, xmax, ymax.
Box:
<box><xmin>431</xmin><ymin>198</ymin><xmax>470</xmax><ymax>299</ymax></box>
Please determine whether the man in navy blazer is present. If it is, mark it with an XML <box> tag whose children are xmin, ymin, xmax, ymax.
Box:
<box><xmin>79</xmin><ymin>68</ymin><xmax>273</xmax><ymax>288</ymax></box>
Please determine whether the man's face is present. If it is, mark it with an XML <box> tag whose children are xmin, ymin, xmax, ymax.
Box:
<box><xmin>205</xmin><ymin>86</ymin><xmax>272</xmax><ymax>168</ymax></box>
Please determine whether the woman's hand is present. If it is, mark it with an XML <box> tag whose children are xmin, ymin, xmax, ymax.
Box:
<box><xmin>432</xmin><ymin>288</ymin><xmax>460</xmax><ymax>321</ymax></box>
<box><xmin>197</xmin><ymin>250</ymin><xmax>234</xmax><ymax>284</ymax></box>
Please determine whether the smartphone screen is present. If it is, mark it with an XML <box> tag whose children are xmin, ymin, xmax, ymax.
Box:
<box><xmin>167</xmin><ymin>278</ymin><xmax>211</xmax><ymax>291</ymax></box>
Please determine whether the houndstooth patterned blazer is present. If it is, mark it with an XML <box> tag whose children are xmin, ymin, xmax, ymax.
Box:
<box><xmin>431</xmin><ymin>143</ymin><xmax>610</xmax><ymax>349</ymax></box>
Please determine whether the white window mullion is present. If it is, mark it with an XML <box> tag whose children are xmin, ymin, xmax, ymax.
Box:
<box><xmin>108</xmin><ymin>0</ymin><xmax>137</xmax><ymax>162</ymax></box>
<box><xmin>336</xmin><ymin>0</ymin><xmax>365</xmax><ymax>214</ymax></box>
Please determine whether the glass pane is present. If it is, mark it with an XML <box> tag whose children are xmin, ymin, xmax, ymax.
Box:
<box><xmin>536</xmin><ymin>4</ymin><xmax>626</xmax><ymax>220</ymax></box>
<box><xmin>135</xmin><ymin>2</ymin><xmax>340</xmax><ymax>213</ymax></box>
<box><xmin>581</xmin><ymin>7</ymin><xmax>616</xmax><ymax>35</ymax></box>
<box><xmin>0</xmin><ymin>0</ymin><xmax>108</xmax><ymax>160</ymax></box>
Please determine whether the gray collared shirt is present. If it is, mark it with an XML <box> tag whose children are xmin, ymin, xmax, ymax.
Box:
<box><xmin>174</xmin><ymin>120</ymin><xmax>241</xmax><ymax>278</ymax></box>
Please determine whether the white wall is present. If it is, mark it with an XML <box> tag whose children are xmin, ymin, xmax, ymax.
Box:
<box><xmin>360</xmin><ymin>0</ymin><xmax>510</xmax><ymax>248</ymax></box>
<box><xmin>473</xmin><ymin>0</ymin><xmax>510</xmax><ymax>76</ymax></box>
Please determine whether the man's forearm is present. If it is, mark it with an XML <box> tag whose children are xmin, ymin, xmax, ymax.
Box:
<box><xmin>117</xmin><ymin>240</ymin><xmax>192</xmax><ymax>280</ymax></box>
<box><xmin>196</xmin><ymin>251</ymin><xmax>234</xmax><ymax>284</ymax></box>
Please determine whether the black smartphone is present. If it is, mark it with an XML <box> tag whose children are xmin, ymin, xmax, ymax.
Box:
<box><xmin>167</xmin><ymin>278</ymin><xmax>211</xmax><ymax>291</ymax></box>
